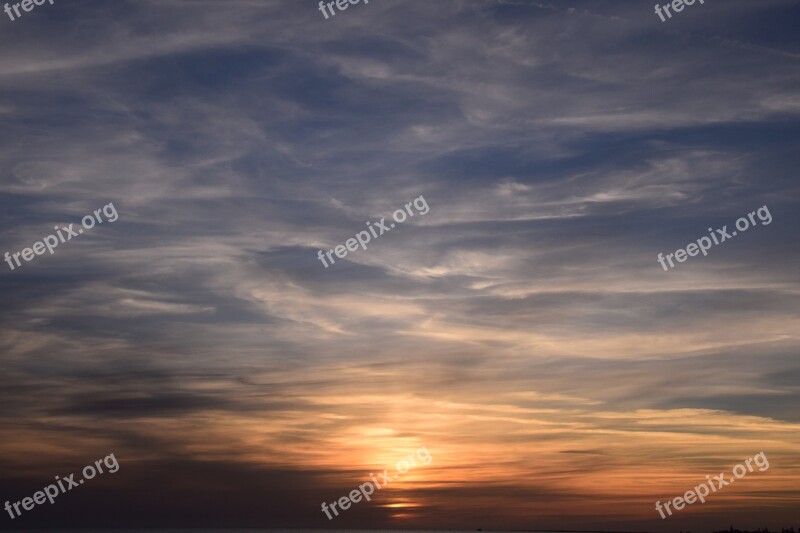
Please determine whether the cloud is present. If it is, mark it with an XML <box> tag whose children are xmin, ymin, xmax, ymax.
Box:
<box><xmin>1</xmin><ymin>0</ymin><xmax>799</xmax><ymax>529</ymax></box>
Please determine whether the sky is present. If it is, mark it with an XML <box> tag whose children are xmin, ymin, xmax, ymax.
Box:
<box><xmin>1</xmin><ymin>0</ymin><xmax>799</xmax><ymax>531</ymax></box>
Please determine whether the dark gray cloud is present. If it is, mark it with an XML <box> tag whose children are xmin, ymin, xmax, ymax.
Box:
<box><xmin>1</xmin><ymin>0</ymin><xmax>799</xmax><ymax>530</ymax></box>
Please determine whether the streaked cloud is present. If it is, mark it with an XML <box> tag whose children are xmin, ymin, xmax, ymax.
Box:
<box><xmin>1</xmin><ymin>0</ymin><xmax>799</xmax><ymax>530</ymax></box>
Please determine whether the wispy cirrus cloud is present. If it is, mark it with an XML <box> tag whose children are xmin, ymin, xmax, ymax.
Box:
<box><xmin>1</xmin><ymin>0</ymin><xmax>799</xmax><ymax>530</ymax></box>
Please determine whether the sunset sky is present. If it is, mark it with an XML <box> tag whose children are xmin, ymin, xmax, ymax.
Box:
<box><xmin>1</xmin><ymin>0</ymin><xmax>799</xmax><ymax>531</ymax></box>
